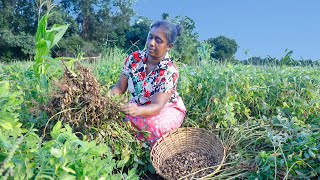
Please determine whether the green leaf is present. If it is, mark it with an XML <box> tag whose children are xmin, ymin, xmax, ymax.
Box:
<box><xmin>45</xmin><ymin>31</ymin><xmax>55</xmax><ymax>48</ymax></box>
<box><xmin>110</xmin><ymin>174</ymin><xmax>122</xmax><ymax>180</ymax></box>
<box><xmin>129</xmin><ymin>176</ymin><xmax>139</xmax><ymax>180</ymax></box>
<box><xmin>128</xmin><ymin>168</ymin><xmax>136</xmax><ymax>176</ymax></box>
<box><xmin>117</xmin><ymin>159</ymin><xmax>126</xmax><ymax>168</ymax></box>
<box><xmin>43</xmin><ymin>56</ymin><xmax>61</xmax><ymax>69</ymax></box>
<box><xmin>50</xmin><ymin>24</ymin><xmax>69</xmax><ymax>48</ymax></box>
<box><xmin>147</xmin><ymin>163</ymin><xmax>155</xmax><ymax>174</ymax></box>
<box><xmin>35</xmin><ymin>39</ymin><xmax>48</xmax><ymax>55</ymax></box>
<box><xmin>308</xmin><ymin>149</ymin><xmax>316</xmax><ymax>158</ymax></box>
<box><xmin>36</xmin><ymin>174</ymin><xmax>54</xmax><ymax>180</ymax></box>
<box><xmin>51</xmin><ymin>121</ymin><xmax>62</xmax><ymax>139</ymax></box>
<box><xmin>35</xmin><ymin>15</ymin><xmax>47</xmax><ymax>42</ymax></box>
<box><xmin>40</xmin><ymin>74</ymin><xmax>49</xmax><ymax>90</ymax></box>
<box><xmin>65</xmin><ymin>124</ymin><xmax>73</xmax><ymax>133</ymax></box>
<box><xmin>295</xmin><ymin>170</ymin><xmax>304</xmax><ymax>176</ymax></box>
<box><xmin>62</xmin><ymin>166</ymin><xmax>76</xmax><ymax>174</ymax></box>
<box><xmin>1</xmin><ymin>122</ymin><xmax>13</xmax><ymax>130</ymax></box>
<box><xmin>88</xmin><ymin>144</ymin><xmax>108</xmax><ymax>155</ymax></box>
<box><xmin>59</xmin><ymin>171</ymin><xmax>76</xmax><ymax>180</ymax></box>
<box><xmin>133</xmin><ymin>155</ymin><xmax>145</xmax><ymax>165</ymax></box>
<box><xmin>50</xmin><ymin>148</ymin><xmax>62</xmax><ymax>158</ymax></box>
<box><xmin>310</xmin><ymin>147</ymin><xmax>318</xmax><ymax>151</ymax></box>
<box><xmin>105</xmin><ymin>165</ymin><xmax>114</xmax><ymax>174</ymax></box>
<box><xmin>0</xmin><ymin>81</ymin><xmax>10</xmax><ymax>96</ymax></box>
<box><xmin>304</xmin><ymin>152</ymin><xmax>310</xmax><ymax>158</ymax></box>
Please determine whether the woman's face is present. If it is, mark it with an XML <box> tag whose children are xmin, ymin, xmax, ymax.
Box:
<box><xmin>146</xmin><ymin>27</ymin><xmax>172</xmax><ymax>60</ymax></box>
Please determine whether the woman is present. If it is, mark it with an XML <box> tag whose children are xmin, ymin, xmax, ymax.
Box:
<box><xmin>111</xmin><ymin>20</ymin><xmax>186</xmax><ymax>146</ymax></box>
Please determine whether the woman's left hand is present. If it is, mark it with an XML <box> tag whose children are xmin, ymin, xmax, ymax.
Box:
<box><xmin>120</xmin><ymin>103</ymin><xmax>141</xmax><ymax>117</ymax></box>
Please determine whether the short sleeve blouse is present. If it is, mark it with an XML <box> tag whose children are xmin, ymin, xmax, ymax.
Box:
<box><xmin>122</xmin><ymin>50</ymin><xmax>180</xmax><ymax>106</ymax></box>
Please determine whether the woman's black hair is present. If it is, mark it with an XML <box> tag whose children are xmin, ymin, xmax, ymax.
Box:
<box><xmin>150</xmin><ymin>20</ymin><xmax>183</xmax><ymax>45</ymax></box>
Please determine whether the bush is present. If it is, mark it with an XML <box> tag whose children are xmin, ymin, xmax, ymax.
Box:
<box><xmin>0</xmin><ymin>29</ymin><xmax>35</xmax><ymax>62</ymax></box>
<box><xmin>53</xmin><ymin>35</ymin><xmax>101</xmax><ymax>58</ymax></box>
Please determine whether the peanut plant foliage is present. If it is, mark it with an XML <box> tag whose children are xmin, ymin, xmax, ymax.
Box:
<box><xmin>1</xmin><ymin>54</ymin><xmax>320</xmax><ymax>179</ymax></box>
<box><xmin>0</xmin><ymin>2</ymin><xmax>319</xmax><ymax>178</ymax></box>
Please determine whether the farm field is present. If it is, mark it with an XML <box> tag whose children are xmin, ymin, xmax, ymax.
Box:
<box><xmin>1</xmin><ymin>49</ymin><xmax>320</xmax><ymax>179</ymax></box>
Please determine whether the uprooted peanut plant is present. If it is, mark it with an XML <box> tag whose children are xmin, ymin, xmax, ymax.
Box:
<box><xmin>46</xmin><ymin>63</ymin><xmax>126</xmax><ymax>139</ymax></box>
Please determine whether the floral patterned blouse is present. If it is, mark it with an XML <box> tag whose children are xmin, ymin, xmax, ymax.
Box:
<box><xmin>122</xmin><ymin>50</ymin><xmax>180</xmax><ymax>106</ymax></box>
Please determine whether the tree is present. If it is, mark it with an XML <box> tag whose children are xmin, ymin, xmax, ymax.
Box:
<box><xmin>0</xmin><ymin>0</ymin><xmax>37</xmax><ymax>62</ymax></box>
<box><xmin>0</xmin><ymin>0</ymin><xmax>37</xmax><ymax>34</ymax></box>
<box><xmin>162</xmin><ymin>13</ymin><xmax>170</xmax><ymax>20</ymax></box>
<box><xmin>60</xmin><ymin>0</ymin><xmax>101</xmax><ymax>41</ymax></box>
<box><xmin>125</xmin><ymin>16</ymin><xmax>152</xmax><ymax>52</ymax></box>
<box><xmin>168</xmin><ymin>15</ymin><xmax>199</xmax><ymax>65</ymax></box>
<box><xmin>208</xmin><ymin>36</ymin><xmax>238</xmax><ymax>62</ymax></box>
<box><xmin>243</xmin><ymin>56</ymin><xmax>264</xmax><ymax>65</ymax></box>
<box><xmin>47</xmin><ymin>5</ymin><xmax>78</xmax><ymax>37</ymax></box>
<box><xmin>59</xmin><ymin>0</ymin><xmax>135</xmax><ymax>50</ymax></box>
<box><xmin>0</xmin><ymin>1</ymin><xmax>15</xmax><ymax>31</ymax></box>
<box><xmin>0</xmin><ymin>29</ymin><xmax>35</xmax><ymax>62</ymax></box>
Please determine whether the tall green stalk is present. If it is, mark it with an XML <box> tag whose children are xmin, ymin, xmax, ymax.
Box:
<box><xmin>33</xmin><ymin>0</ymin><xmax>68</xmax><ymax>84</ymax></box>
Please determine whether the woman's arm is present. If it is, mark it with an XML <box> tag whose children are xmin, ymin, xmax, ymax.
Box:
<box><xmin>110</xmin><ymin>74</ymin><xmax>128</xmax><ymax>95</ymax></box>
<box><xmin>120</xmin><ymin>92</ymin><xmax>172</xmax><ymax>117</ymax></box>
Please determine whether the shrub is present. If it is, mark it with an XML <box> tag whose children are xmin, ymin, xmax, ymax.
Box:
<box><xmin>0</xmin><ymin>29</ymin><xmax>35</xmax><ymax>62</ymax></box>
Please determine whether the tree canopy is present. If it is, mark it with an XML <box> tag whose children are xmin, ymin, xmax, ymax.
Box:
<box><xmin>1</xmin><ymin>0</ymin><xmax>319</xmax><ymax>66</ymax></box>
<box><xmin>208</xmin><ymin>36</ymin><xmax>238</xmax><ymax>62</ymax></box>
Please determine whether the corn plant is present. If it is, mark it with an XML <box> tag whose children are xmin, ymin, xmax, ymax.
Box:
<box><xmin>33</xmin><ymin>0</ymin><xmax>68</xmax><ymax>84</ymax></box>
<box><xmin>197</xmin><ymin>41</ymin><xmax>214</xmax><ymax>65</ymax></box>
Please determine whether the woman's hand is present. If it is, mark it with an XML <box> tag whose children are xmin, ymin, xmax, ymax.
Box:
<box><xmin>120</xmin><ymin>103</ymin><xmax>141</xmax><ymax>117</ymax></box>
<box><xmin>121</xmin><ymin>92</ymin><xmax>173</xmax><ymax>117</ymax></box>
<box><xmin>111</xmin><ymin>74</ymin><xmax>128</xmax><ymax>96</ymax></box>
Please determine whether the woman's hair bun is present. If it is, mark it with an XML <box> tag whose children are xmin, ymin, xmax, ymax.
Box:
<box><xmin>176</xmin><ymin>24</ymin><xmax>183</xmax><ymax>37</ymax></box>
<box><xmin>150</xmin><ymin>20</ymin><xmax>183</xmax><ymax>44</ymax></box>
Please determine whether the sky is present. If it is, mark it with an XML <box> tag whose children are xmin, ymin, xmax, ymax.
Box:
<box><xmin>133</xmin><ymin>0</ymin><xmax>320</xmax><ymax>61</ymax></box>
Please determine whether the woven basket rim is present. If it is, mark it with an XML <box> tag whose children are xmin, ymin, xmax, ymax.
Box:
<box><xmin>150</xmin><ymin>127</ymin><xmax>226</xmax><ymax>179</ymax></box>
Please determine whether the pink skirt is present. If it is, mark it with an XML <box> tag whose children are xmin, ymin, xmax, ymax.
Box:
<box><xmin>126</xmin><ymin>98</ymin><xmax>186</xmax><ymax>146</ymax></box>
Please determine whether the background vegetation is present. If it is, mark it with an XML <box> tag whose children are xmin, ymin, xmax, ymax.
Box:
<box><xmin>1</xmin><ymin>0</ymin><xmax>319</xmax><ymax>65</ymax></box>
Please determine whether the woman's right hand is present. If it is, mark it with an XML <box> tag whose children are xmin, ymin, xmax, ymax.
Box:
<box><xmin>111</xmin><ymin>74</ymin><xmax>128</xmax><ymax>96</ymax></box>
<box><xmin>120</xmin><ymin>103</ymin><xmax>142</xmax><ymax>117</ymax></box>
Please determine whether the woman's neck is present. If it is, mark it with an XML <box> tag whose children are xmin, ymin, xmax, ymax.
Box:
<box><xmin>146</xmin><ymin>50</ymin><xmax>170</xmax><ymax>65</ymax></box>
<box><xmin>147</xmin><ymin>56</ymin><xmax>164</xmax><ymax>65</ymax></box>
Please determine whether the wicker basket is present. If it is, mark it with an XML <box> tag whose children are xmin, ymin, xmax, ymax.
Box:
<box><xmin>150</xmin><ymin>128</ymin><xmax>226</xmax><ymax>179</ymax></box>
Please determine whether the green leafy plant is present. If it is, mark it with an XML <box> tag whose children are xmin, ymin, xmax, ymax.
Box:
<box><xmin>1</xmin><ymin>45</ymin><xmax>320</xmax><ymax>179</ymax></box>
<box><xmin>197</xmin><ymin>41</ymin><xmax>214</xmax><ymax>65</ymax></box>
<box><xmin>33</xmin><ymin>0</ymin><xmax>68</xmax><ymax>82</ymax></box>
